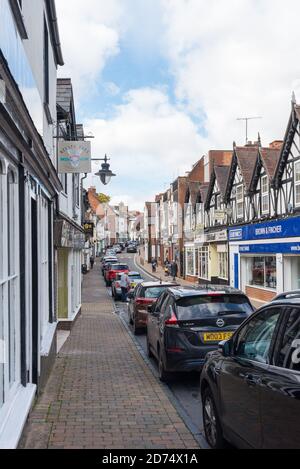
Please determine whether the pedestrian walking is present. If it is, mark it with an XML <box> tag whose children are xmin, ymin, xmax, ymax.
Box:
<box><xmin>90</xmin><ymin>256</ymin><xmax>95</xmax><ymax>270</ymax></box>
<box><xmin>151</xmin><ymin>258</ymin><xmax>157</xmax><ymax>273</ymax></box>
<box><xmin>164</xmin><ymin>258</ymin><xmax>170</xmax><ymax>277</ymax></box>
<box><xmin>120</xmin><ymin>272</ymin><xmax>131</xmax><ymax>303</ymax></box>
<box><xmin>170</xmin><ymin>260</ymin><xmax>178</xmax><ymax>281</ymax></box>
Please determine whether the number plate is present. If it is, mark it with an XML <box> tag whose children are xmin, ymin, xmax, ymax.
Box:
<box><xmin>203</xmin><ymin>332</ymin><xmax>234</xmax><ymax>343</ymax></box>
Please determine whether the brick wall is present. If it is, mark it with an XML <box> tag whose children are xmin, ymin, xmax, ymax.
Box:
<box><xmin>246</xmin><ymin>286</ymin><xmax>276</xmax><ymax>304</ymax></box>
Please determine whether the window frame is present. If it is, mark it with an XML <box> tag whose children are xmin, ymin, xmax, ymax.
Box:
<box><xmin>261</xmin><ymin>174</ymin><xmax>270</xmax><ymax>214</ymax></box>
<box><xmin>294</xmin><ymin>161</ymin><xmax>300</xmax><ymax>207</ymax></box>
<box><xmin>236</xmin><ymin>184</ymin><xmax>244</xmax><ymax>220</ymax></box>
<box><xmin>218</xmin><ymin>251</ymin><xmax>228</xmax><ymax>280</ymax></box>
<box><xmin>199</xmin><ymin>246</ymin><xmax>209</xmax><ymax>280</ymax></box>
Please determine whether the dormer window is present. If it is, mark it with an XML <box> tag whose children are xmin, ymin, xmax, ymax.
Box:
<box><xmin>236</xmin><ymin>185</ymin><xmax>244</xmax><ymax>219</ymax></box>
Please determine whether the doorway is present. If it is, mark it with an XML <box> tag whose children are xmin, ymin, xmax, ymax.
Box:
<box><xmin>31</xmin><ymin>199</ymin><xmax>38</xmax><ymax>385</ymax></box>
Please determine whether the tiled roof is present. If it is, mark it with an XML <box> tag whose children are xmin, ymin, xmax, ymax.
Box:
<box><xmin>76</xmin><ymin>124</ymin><xmax>84</xmax><ymax>141</ymax></box>
<box><xmin>57</xmin><ymin>78</ymin><xmax>73</xmax><ymax>114</ymax></box>
<box><xmin>199</xmin><ymin>183</ymin><xmax>210</xmax><ymax>205</ymax></box>
<box><xmin>235</xmin><ymin>146</ymin><xmax>259</xmax><ymax>190</ymax></box>
<box><xmin>260</xmin><ymin>147</ymin><xmax>282</xmax><ymax>180</ymax></box>
<box><xmin>215</xmin><ymin>165</ymin><xmax>231</xmax><ymax>197</ymax></box>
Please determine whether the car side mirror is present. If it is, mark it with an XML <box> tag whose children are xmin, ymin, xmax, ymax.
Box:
<box><xmin>219</xmin><ymin>340</ymin><xmax>232</xmax><ymax>357</ymax></box>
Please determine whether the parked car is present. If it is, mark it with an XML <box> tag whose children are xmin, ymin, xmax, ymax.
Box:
<box><xmin>112</xmin><ymin>272</ymin><xmax>144</xmax><ymax>301</ymax></box>
<box><xmin>127</xmin><ymin>244</ymin><xmax>137</xmax><ymax>254</ymax></box>
<box><xmin>105</xmin><ymin>263</ymin><xmax>129</xmax><ymax>286</ymax></box>
<box><xmin>273</xmin><ymin>290</ymin><xmax>300</xmax><ymax>301</ymax></box>
<box><xmin>147</xmin><ymin>286</ymin><xmax>255</xmax><ymax>383</ymax></box>
<box><xmin>200</xmin><ymin>297</ymin><xmax>300</xmax><ymax>449</ymax></box>
<box><xmin>113</xmin><ymin>244</ymin><xmax>122</xmax><ymax>254</ymax></box>
<box><xmin>128</xmin><ymin>282</ymin><xmax>179</xmax><ymax>335</ymax></box>
<box><xmin>101</xmin><ymin>257</ymin><xmax>118</xmax><ymax>275</ymax></box>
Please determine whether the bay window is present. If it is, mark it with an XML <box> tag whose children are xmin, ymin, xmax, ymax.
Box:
<box><xmin>0</xmin><ymin>160</ymin><xmax>20</xmax><ymax>411</ymax></box>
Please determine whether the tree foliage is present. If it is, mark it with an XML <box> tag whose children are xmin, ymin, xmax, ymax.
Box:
<box><xmin>97</xmin><ymin>193</ymin><xmax>111</xmax><ymax>204</ymax></box>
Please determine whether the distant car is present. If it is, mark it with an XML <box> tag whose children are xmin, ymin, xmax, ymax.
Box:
<box><xmin>200</xmin><ymin>299</ymin><xmax>300</xmax><ymax>449</ymax></box>
<box><xmin>147</xmin><ymin>286</ymin><xmax>254</xmax><ymax>383</ymax></box>
<box><xmin>128</xmin><ymin>281</ymin><xmax>179</xmax><ymax>335</ymax></box>
<box><xmin>112</xmin><ymin>272</ymin><xmax>144</xmax><ymax>301</ymax></box>
<box><xmin>113</xmin><ymin>245</ymin><xmax>122</xmax><ymax>254</ymax></box>
<box><xmin>105</xmin><ymin>263</ymin><xmax>129</xmax><ymax>286</ymax></box>
<box><xmin>127</xmin><ymin>245</ymin><xmax>137</xmax><ymax>254</ymax></box>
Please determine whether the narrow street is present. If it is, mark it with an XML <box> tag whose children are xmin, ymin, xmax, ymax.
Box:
<box><xmin>19</xmin><ymin>261</ymin><xmax>200</xmax><ymax>450</ymax></box>
<box><xmin>112</xmin><ymin>254</ymin><xmax>206</xmax><ymax>446</ymax></box>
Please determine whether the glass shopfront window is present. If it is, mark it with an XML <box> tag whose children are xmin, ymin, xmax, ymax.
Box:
<box><xmin>248</xmin><ymin>256</ymin><xmax>277</xmax><ymax>290</ymax></box>
<box><xmin>199</xmin><ymin>246</ymin><xmax>209</xmax><ymax>280</ymax></box>
<box><xmin>186</xmin><ymin>248</ymin><xmax>195</xmax><ymax>276</ymax></box>
<box><xmin>291</xmin><ymin>257</ymin><xmax>300</xmax><ymax>290</ymax></box>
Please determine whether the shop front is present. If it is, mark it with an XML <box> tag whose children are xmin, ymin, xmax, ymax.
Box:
<box><xmin>229</xmin><ymin>217</ymin><xmax>300</xmax><ymax>306</ymax></box>
<box><xmin>54</xmin><ymin>218</ymin><xmax>85</xmax><ymax>328</ymax></box>
<box><xmin>205</xmin><ymin>229</ymin><xmax>229</xmax><ymax>285</ymax></box>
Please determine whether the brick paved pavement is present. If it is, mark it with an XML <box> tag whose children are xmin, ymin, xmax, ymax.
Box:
<box><xmin>19</xmin><ymin>263</ymin><xmax>199</xmax><ymax>449</ymax></box>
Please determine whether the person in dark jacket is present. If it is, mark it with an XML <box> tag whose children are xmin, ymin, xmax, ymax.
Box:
<box><xmin>170</xmin><ymin>260</ymin><xmax>178</xmax><ymax>281</ymax></box>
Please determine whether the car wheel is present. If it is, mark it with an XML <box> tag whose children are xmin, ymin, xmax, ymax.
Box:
<box><xmin>202</xmin><ymin>387</ymin><xmax>225</xmax><ymax>449</ymax></box>
<box><xmin>158</xmin><ymin>350</ymin><xmax>171</xmax><ymax>383</ymax></box>
<box><xmin>147</xmin><ymin>336</ymin><xmax>154</xmax><ymax>358</ymax></box>
<box><xmin>128</xmin><ymin>308</ymin><xmax>133</xmax><ymax>325</ymax></box>
<box><xmin>133</xmin><ymin>320</ymin><xmax>141</xmax><ymax>336</ymax></box>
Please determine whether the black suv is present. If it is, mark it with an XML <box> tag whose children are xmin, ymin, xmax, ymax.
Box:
<box><xmin>200</xmin><ymin>299</ymin><xmax>300</xmax><ymax>449</ymax></box>
<box><xmin>146</xmin><ymin>286</ymin><xmax>254</xmax><ymax>382</ymax></box>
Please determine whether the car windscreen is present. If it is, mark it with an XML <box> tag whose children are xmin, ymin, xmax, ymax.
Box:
<box><xmin>129</xmin><ymin>275</ymin><xmax>142</xmax><ymax>280</ymax></box>
<box><xmin>143</xmin><ymin>287</ymin><xmax>168</xmax><ymax>299</ymax></box>
<box><xmin>111</xmin><ymin>265</ymin><xmax>128</xmax><ymax>271</ymax></box>
<box><xmin>176</xmin><ymin>295</ymin><xmax>253</xmax><ymax>320</ymax></box>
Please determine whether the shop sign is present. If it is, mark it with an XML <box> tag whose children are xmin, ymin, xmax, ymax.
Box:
<box><xmin>54</xmin><ymin>220</ymin><xmax>85</xmax><ymax>249</ymax></box>
<box><xmin>206</xmin><ymin>230</ymin><xmax>228</xmax><ymax>243</ymax></box>
<box><xmin>214</xmin><ymin>210</ymin><xmax>225</xmax><ymax>221</ymax></box>
<box><xmin>229</xmin><ymin>217</ymin><xmax>300</xmax><ymax>242</ymax></box>
<box><xmin>84</xmin><ymin>222</ymin><xmax>94</xmax><ymax>236</ymax></box>
<box><xmin>239</xmin><ymin>242</ymin><xmax>300</xmax><ymax>254</ymax></box>
<box><xmin>58</xmin><ymin>141</ymin><xmax>91</xmax><ymax>174</ymax></box>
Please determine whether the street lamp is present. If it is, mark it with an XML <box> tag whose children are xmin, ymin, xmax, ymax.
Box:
<box><xmin>93</xmin><ymin>155</ymin><xmax>116</xmax><ymax>186</ymax></box>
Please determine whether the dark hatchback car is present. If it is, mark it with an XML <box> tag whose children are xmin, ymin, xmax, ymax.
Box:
<box><xmin>200</xmin><ymin>299</ymin><xmax>300</xmax><ymax>449</ymax></box>
<box><xmin>146</xmin><ymin>286</ymin><xmax>254</xmax><ymax>382</ymax></box>
<box><xmin>128</xmin><ymin>282</ymin><xmax>178</xmax><ymax>335</ymax></box>
<box><xmin>127</xmin><ymin>245</ymin><xmax>137</xmax><ymax>254</ymax></box>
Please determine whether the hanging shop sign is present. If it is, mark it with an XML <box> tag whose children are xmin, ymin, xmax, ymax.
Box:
<box><xmin>83</xmin><ymin>222</ymin><xmax>94</xmax><ymax>237</ymax></box>
<box><xmin>58</xmin><ymin>141</ymin><xmax>91</xmax><ymax>174</ymax></box>
<box><xmin>214</xmin><ymin>210</ymin><xmax>226</xmax><ymax>221</ymax></box>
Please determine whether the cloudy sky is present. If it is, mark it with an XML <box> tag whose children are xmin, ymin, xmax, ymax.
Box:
<box><xmin>56</xmin><ymin>0</ymin><xmax>300</xmax><ymax>211</ymax></box>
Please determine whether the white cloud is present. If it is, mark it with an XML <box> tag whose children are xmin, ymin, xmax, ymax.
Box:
<box><xmin>56</xmin><ymin>0</ymin><xmax>123</xmax><ymax>99</ymax></box>
<box><xmin>160</xmin><ymin>0</ymin><xmax>300</xmax><ymax>148</ymax></box>
<box><xmin>83</xmin><ymin>87</ymin><xmax>204</xmax><ymax>209</ymax></box>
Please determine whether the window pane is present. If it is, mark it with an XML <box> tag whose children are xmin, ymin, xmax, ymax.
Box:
<box><xmin>277</xmin><ymin>308</ymin><xmax>300</xmax><ymax>371</ymax></box>
<box><xmin>235</xmin><ymin>308</ymin><xmax>280</xmax><ymax>363</ymax></box>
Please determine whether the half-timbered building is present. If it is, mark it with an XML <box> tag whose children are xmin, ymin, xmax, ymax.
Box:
<box><xmin>228</xmin><ymin>101</ymin><xmax>300</xmax><ymax>306</ymax></box>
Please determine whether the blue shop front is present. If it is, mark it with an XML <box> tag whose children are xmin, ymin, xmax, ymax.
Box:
<box><xmin>229</xmin><ymin>216</ymin><xmax>300</xmax><ymax>306</ymax></box>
